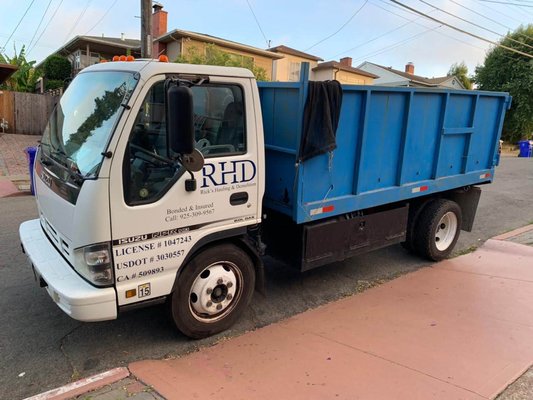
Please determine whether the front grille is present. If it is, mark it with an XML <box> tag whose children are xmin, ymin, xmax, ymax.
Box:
<box><xmin>41</xmin><ymin>213</ymin><xmax>72</xmax><ymax>258</ymax></box>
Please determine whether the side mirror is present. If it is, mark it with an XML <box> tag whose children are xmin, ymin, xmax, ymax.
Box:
<box><xmin>167</xmin><ymin>85</ymin><xmax>194</xmax><ymax>155</ymax></box>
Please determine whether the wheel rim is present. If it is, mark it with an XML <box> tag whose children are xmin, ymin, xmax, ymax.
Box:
<box><xmin>189</xmin><ymin>261</ymin><xmax>243</xmax><ymax>323</ymax></box>
<box><xmin>435</xmin><ymin>211</ymin><xmax>458</xmax><ymax>251</ymax></box>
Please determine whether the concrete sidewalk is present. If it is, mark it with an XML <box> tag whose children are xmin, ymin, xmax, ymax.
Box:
<box><xmin>0</xmin><ymin>133</ymin><xmax>40</xmax><ymax>197</ymax></box>
<box><xmin>27</xmin><ymin>225</ymin><xmax>533</xmax><ymax>400</ymax></box>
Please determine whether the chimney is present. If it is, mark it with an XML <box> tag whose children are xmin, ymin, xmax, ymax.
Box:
<box><xmin>405</xmin><ymin>62</ymin><xmax>415</xmax><ymax>75</ymax></box>
<box><xmin>152</xmin><ymin>2</ymin><xmax>168</xmax><ymax>57</ymax></box>
<box><xmin>152</xmin><ymin>3</ymin><xmax>168</xmax><ymax>38</ymax></box>
<box><xmin>340</xmin><ymin>57</ymin><xmax>352</xmax><ymax>67</ymax></box>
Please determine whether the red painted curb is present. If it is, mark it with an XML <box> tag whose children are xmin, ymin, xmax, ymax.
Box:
<box><xmin>0</xmin><ymin>179</ymin><xmax>19</xmax><ymax>198</ymax></box>
<box><xmin>23</xmin><ymin>367</ymin><xmax>130</xmax><ymax>400</ymax></box>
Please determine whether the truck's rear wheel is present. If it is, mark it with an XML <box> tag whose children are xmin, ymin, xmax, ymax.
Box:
<box><xmin>413</xmin><ymin>199</ymin><xmax>462</xmax><ymax>261</ymax></box>
<box><xmin>171</xmin><ymin>243</ymin><xmax>255</xmax><ymax>339</ymax></box>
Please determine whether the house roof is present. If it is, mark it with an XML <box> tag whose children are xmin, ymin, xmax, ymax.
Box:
<box><xmin>36</xmin><ymin>35</ymin><xmax>142</xmax><ymax>68</ymax></box>
<box><xmin>267</xmin><ymin>45</ymin><xmax>323</xmax><ymax>61</ymax></box>
<box><xmin>157</xmin><ymin>29</ymin><xmax>284</xmax><ymax>59</ymax></box>
<box><xmin>0</xmin><ymin>63</ymin><xmax>18</xmax><ymax>85</ymax></box>
<box><xmin>362</xmin><ymin>62</ymin><xmax>464</xmax><ymax>88</ymax></box>
<box><xmin>426</xmin><ymin>76</ymin><xmax>454</xmax><ymax>84</ymax></box>
<box><xmin>313</xmin><ymin>61</ymin><xmax>379</xmax><ymax>79</ymax></box>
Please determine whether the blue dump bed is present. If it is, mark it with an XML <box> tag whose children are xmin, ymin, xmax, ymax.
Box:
<box><xmin>258</xmin><ymin>65</ymin><xmax>511</xmax><ymax>225</ymax></box>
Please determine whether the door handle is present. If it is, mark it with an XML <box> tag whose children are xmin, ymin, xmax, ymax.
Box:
<box><xmin>230</xmin><ymin>192</ymin><xmax>249</xmax><ymax>206</ymax></box>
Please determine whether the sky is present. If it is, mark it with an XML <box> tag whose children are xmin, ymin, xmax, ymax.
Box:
<box><xmin>0</xmin><ymin>0</ymin><xmax>531</xmax><ymax>79</ymax></box>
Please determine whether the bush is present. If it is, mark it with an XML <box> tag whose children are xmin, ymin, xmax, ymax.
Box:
<box><xmin>43</xmin><ymin>55</ymin><xmax>71</xmax><ymax>81</ymax></box>
<box><xmin>45</xmin><ymin>79</ymin><xmax>64</xmax><ymax>91</ymax></box>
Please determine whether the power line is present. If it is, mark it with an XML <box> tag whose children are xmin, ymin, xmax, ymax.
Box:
<box><xmin>0</xmin><ymin>33</ymin><xmax>56</xmax><ymax>50</ymax></box>
<box><xmin>84</xmin><ymin>0</ymin><xmax>119</xmax><ymax>35</ymax></box>
<box><xmin>332</xmin><ymin>0</ymin><xmax>496</xmax><ymax>64</ymax></box>
<box><xmin>449</xmin><ymin>0</ymin><xmax>512</xmax><ymax>31</ymax></box>
<box><xmin>515</xmin><ymin>4</ymin><xmax>533</xmax><ymax>17</ymax></box>
<box><xmin>474</xmin><ymin>0</ymin><xmax>524</xmax><ymax>23</ymax></box>
<box><xmin>28</xmin><ymin>0</ymin><xmax>65</xmax><ymax>55</ymax></box>
<box><xmin>330</xmin><ymin>2</ymin><xmax>432</xmax><ymax>58</ymax></box>
<box><xmin>1</xmin><ymin>0</ymin><xmax>37</xmax><ymax>53</ymax></box>
<box><xmin>245</xmin><ymin>0</ymin><xmax>269</xmax><ymax>48</ymax></box>
<box><xmin>478</xmin><ymin>0</ymin><xmax>533</xmax><ymax>7</ymax></box>
<box><xmin>373</xmin><ymin>1</ymin><xmax>488</xmax><ymax>50</ymax></box>
<box><xmin>331</xmin><ymin>20</ymin><xmax>417</xmax><ymax>58</ymax></box>
<box><xmin>418</xmin><ymin>0</ymin><xmax>533</xmax><ymax>50</ymax></box>
<box><xmin>27</xmin><ymin>0</ymin><xmax>53</xmax><ymax>52</ymax></box>
<box><xmin>64</xmin><ymin>0</ymin><xmax>94</xmax><ymax>42</ymax></box>
<box><xmin>448</xmin><ymin>0</ymin><xmax>533</xmax><ymax>42</ymax></box>
<box><xmin>350</xmin><ymin>24</ymin><xmax>442</xmax><ymax>63</ymax></box>
<box><xmin>388</xmin><ymin>0</ymin><xmax>533</xmax><ymax>58</ymax></box>
<box><xmin>305</xmin><ymin>0</ymin><xmax>369</xmax><ymax>51</ymax></box>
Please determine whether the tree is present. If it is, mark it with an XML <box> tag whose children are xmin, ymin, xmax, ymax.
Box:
<box><xmin>175</xmin><ymin>44</ymin><xmax>269</xmax><ymax>81</ymax></box>
<box><xmin>42</xmin><ymin>54</ymin><xmax>72</xmax><ymax>91</ymax></box>
<box><xmin>447</xmin><ymin>62</ymin><xmax>472</xmax><ymax>90</ymax></box>
<box><xmin>474</xmin><ymin>25</ymin><xmax>533</xmax><ymax>143</ymax></box>
<box><xmin>0</xmin><ymin>45</ymin><xmax>41</xmax><ymax>92</ymax></box>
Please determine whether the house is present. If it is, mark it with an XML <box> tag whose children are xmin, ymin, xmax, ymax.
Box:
<box><xmin>267</xmin><ymin>45</ymin><xmax>323</xmax><ymax>82</ymax></box>
<box><xmin>152</xmin><ymin>4</ymin><xmax>282</xmax><ymax>80</ymax></box>
<box><xmin>0</xmin><ymin>63</ymin><xmax>18</xmax><ymax>85</ymax></box>
<box><xmin>37</xmin><ymin>35</ymin><xmax>141</xmax><ymax>75</ymax></box>
<box><xmin>357</xmin><ymin>62</ymin><xmax>465</xmax><ymax>89</ymax></box>
<box><xmin>312</xmin><ymin>57</ymin><xmax>378</xmax><ymax>85</ymax></box>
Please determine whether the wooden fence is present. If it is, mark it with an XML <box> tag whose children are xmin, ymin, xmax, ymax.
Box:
<box><xmin>0</xmin><ymin>90</ymin><xmax>59</xmax><ymax>135</ymax></box>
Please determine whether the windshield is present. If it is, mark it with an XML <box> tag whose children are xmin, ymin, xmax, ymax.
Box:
<box><xmin>41</xmin><ymin>71</ymin><xmax>137</xmax><ymax>176</ymax></box>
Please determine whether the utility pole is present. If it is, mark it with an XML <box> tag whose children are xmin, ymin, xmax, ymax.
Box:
<box><xmin>141</xmin><ymin>0</ymin><xmax>153</xmax><ymax>58</ymax></box>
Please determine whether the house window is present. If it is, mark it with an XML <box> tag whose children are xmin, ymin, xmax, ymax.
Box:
<box><xmin>289</xmin><ymin>62</ymin><xmax>301</xmax><ymax>81</ymax></box>
<box><xmin>72</xmin><ymin>50</ymin><xmax>101</xmax><ymax>69</ymax></box>
<box><xmin>73</xmin><ymin>50</ymin><xmax>81</xmax><ymax>70</ymax></box>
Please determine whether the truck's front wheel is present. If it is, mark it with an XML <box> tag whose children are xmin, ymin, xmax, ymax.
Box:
<box><xmin>413</xmin><ymin>199</ymin><xmax>462</xmax><ymax>261</ymax></box>
<box><xmin>171</xmin><ymin>243</ymin><xmax>255</xmax><ymax>339</ymax></box>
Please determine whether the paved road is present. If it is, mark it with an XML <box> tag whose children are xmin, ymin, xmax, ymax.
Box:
<box><xmin>2</xmin><ymin>157</ymin><xmax>532</xmax><ymax>399</ymax></box>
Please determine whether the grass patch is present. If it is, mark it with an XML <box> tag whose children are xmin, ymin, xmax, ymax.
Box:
<box><xmin>456</xmin><ymin>245</ymin><xmax>478</xmax><ymax>256</ymax></box>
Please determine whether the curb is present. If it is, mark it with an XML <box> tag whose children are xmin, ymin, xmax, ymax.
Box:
<box><xmin>24</xmin><ymin>367</ymin><xmax>130</xmax><ymax>400</ymax></box>
<box><xmin>493</xmin><ymin>224</ymin><xmax>533</xmax><ymax>241</ymax></box>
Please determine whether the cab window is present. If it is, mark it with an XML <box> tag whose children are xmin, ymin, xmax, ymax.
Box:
<box><xmin>124</xmin><ymin>81</ymin><xmax>246</xmax><ymax>205</ymax></box>
<box><xmin>191</xmin><ymin>84</ymin><xmax>246</xmax><ymax>156</ymax></box>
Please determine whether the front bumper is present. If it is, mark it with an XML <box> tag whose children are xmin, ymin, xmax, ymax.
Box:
<box><xmin>19</xmin><ymin>219</ymin><xmax>117</xmax><ymax>322</ymax></box>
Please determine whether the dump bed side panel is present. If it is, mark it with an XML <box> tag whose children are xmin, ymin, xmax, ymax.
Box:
<box><xmin>259</xmin><ymin>75</ymin><xmax>510</xmax><ymax>224</ymax></box>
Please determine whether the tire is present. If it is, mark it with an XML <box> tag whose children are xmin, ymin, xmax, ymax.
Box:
<box><xmin>171</xmin><ymin>243</ymin><xmax>255</xmax><ymax>339</ymax></box>
<box><xmin>413</xmin><ymin>199</ymin><xmax>462</xmax><ymax>261</ymax></box>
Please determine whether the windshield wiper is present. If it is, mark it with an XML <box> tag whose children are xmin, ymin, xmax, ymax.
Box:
<box><xmin>40</xmin><ymin>146</ymin><xmax>86</xmax><ymax>186</ymax></box>
<box><xmin>65</xmin><ymin>157</ymin><xmax>88</xmax><ymax>185</ymax></box>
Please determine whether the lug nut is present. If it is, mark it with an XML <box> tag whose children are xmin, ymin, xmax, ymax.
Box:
<box><xmin>227</xmin><ymin>282</ymin><xmax>233</xmax><ymax>288</ymax></box>
<box><xmin>226</xmin><ymin>294</ymin><xmax>232</xmax><ymax>300</ymax></box>
<box><xmin>206</xmin><ymin>288</ymin><xmax>212</xmax><ymax>295</ymax></box>
<box><xmin>206</xmin><ymin>301</ymin><xmax>213</xmax><ymax>307</ymax></box>
<box><xmin>217</xmin><ymin>278</ymin><xmax>223</xmax><ymax>285</ymax></box>
<box><xmin>216</xmin><ymin>304</ymin><xmax>223</xmax><ymax>310</ymax></box>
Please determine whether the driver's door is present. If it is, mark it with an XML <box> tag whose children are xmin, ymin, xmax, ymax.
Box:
<box><xmin>109</xmin><ymin>75</ymin><xmax>260</xmax><ymax>306</ymax></box>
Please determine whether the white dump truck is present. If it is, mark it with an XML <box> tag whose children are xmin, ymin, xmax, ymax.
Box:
<box><xmin>20</xmin><ymin>59</ymin><xmax>509</xmax><ymax>338</ymax></box>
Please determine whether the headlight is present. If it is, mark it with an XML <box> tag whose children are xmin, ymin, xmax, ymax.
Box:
<box><xmin>74</xmin><ymin>242</ymin><xmax>114</xmax><ymax>286</ymax></box>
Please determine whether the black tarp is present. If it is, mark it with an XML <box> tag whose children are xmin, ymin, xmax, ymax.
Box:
<box><xmin>298</xmin><ymin>80</ymin><xmax>343</xmax><ymax>162</ymax></box>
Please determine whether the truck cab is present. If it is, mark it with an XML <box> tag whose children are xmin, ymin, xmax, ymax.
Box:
<box><xmin>20</xmin><ymin>60</ymin><xmax>265</xmax><ymax>338</ymax></box>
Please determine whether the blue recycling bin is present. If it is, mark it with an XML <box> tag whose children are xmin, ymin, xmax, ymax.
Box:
<box><xmin>518</xmin><ymin>140</ymin><xmax>533</xmax><ymax>158</ymax></box>
<box><xmin>25</xmin><ymin>146</ymin><xmax>38</xmax><ymax>195</ymax></box>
